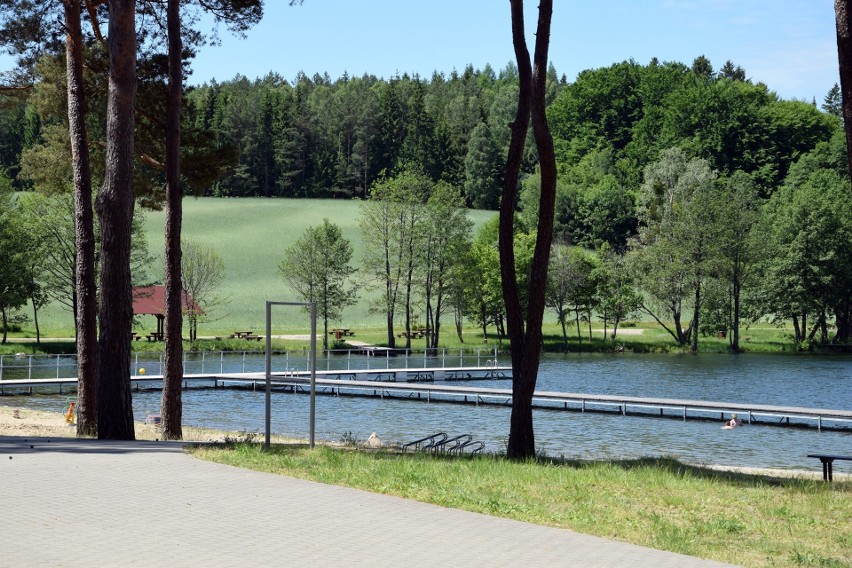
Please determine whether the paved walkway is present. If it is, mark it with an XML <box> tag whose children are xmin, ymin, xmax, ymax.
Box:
<box><xmin>1</xmin><ymin>436</ymin><xmax>736</xmax><ymax>567</ymax></box>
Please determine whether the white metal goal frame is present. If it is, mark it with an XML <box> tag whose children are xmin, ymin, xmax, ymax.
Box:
<box><xmin>265</xmin><ymin>301</ymin><xmax>317</xmax><ymax>449</ymax></box>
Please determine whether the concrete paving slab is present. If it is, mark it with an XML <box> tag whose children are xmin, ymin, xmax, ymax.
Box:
<box><xmin>0</xmin><ymin>436</ymin><xmax>737</xmax><ymax>567</ymax></box>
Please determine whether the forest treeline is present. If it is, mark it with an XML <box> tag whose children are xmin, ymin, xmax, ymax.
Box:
<box><xmin>1</xmin><ymin>56</ymin><xmax>842</xmax><ymax>213</ymax></box>
<box><xmin>0</xmin><ymin>60</ymin><xmax>562</xmax><ymax>207</ymax></box>
<box><xmin>0</xmin><ymin>56</ymin><xmax>839</xmax><ymax>212</ymax></box>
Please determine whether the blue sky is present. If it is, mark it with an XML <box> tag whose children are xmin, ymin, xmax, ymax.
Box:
<box><xmin>183</xmin><ymin>0</ymin><xmax>838</xmax><ymax>102</ymax></box>
<box><xmin>0</xmin><ymin>1</ymin><xmax>839</xmax><ymax>102</ymax></box>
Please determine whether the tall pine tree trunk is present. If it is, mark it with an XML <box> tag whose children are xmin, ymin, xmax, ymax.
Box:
<box><xmin>502</xmin><ymin>0</ymin><xmax>556</xmax><ymax>460</ymax></box>
<box><xmin>161</xmin><ymin>0</ymin><xmax>184</xmax><ymax>441</ymax></box>
<box><xmin>95</xmin><ymin>0</ymin><xmax>136</xmax><ymax>440</ymax></box>
<box><xmin>834</xmin><ymin>1</ymin><xmax>852</xmax><ymax>178</ymax></box>
<box><xmin>65</xmin><ymin>0</ymin><xmax>98</xmax><ymax>437</ymax></box>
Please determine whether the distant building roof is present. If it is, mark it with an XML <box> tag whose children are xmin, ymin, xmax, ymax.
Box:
<box><xmin>132</xmin><ymin>286</ymin><xmax>203</xmax><ymax>316</ymax></box>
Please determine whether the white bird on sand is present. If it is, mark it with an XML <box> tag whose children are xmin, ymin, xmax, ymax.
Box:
<box><xmin>366</xmin><ymin>432</ymin><xmax>382</xmax><ymax>448</ymax></box>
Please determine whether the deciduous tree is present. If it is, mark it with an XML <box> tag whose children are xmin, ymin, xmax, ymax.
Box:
<box><xmin>546</xmin><ymin>244</ymin><xmax>597</xmax><ymax>351</ymax></box>
<box><xmin>279</xmin><ymin>219</ymin><xmax>357</xmax><ymax>350</ymax></box>
<box><xmin>180</xmin><ymin>240</ymin><xmax>226</xmax><ymax>343</ymax></box>
<box><xmin>360</xmin><ymin>170</ymin><xmax>430</xmax><ymax>348</ymax></box>
<box><xmin>630</xmin><ymin>148</ymin><xmax>719</xmax><ymax>351</ymax></box>
<box><xmin>0</xmin><ymin>191</ymin><xmax>31</xmax><ymax>343</ymax></box>
<box><xmin>420</xmin><ymin>182</ymin><xmax>472</xmax><ymax>349</ymax></box>
<box><xmin>593</xmin><ymin>244</ymin><xmax>640</xmax><ymax>347</ymax></box>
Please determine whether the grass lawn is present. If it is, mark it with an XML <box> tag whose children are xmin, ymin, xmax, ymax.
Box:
<box><xmin>192</xmin><ymin>444</ymin><xmax>852</xmax><ymax>568</ymax></box>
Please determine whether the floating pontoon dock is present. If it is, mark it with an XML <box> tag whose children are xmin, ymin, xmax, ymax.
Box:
<box><xmin>2</xmin><ymin>368</ymin><xmax>851</xmax><ymax>432</ymax></box>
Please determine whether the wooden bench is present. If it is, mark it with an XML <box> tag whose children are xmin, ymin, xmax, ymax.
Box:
<box><xmin>807</xmin><ymin>454</ymin><xmax>852</xmax><ymax>481</ymax></box>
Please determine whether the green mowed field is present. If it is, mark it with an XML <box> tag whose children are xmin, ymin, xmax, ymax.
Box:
<box><xmin>33</xmin><ymin>197</ymin><xmax>496</xmax><ymax>335</ymax></box>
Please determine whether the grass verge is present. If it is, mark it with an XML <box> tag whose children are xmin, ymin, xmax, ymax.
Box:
<box><xmin>190</xmin><ymin>444</ymin><xmax>852</xmax><ymax>568</ymax></box>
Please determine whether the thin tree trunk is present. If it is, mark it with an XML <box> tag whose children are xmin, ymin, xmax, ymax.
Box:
<box><xmin>432</xmin><ymin>292</ymin><xmax>443</xmax><ymax>351</ymax></box>
<box><xmin>641</xmin><ymin>303</ymin><xmax>679</xmax><ymax>344</ymax></box>
<box><xmin>454</xmin><ymin>307</ymin><xmax>464</xmax><ymax>342</ymax></box>
<box><xmin>559</xmin><ymin>307</ymin><xmax>568</xmax><ymax>352</ymax></box>
<box><xmin>835</xmin><ymin>296</ymin><xmax>851</xmax><ymax>342</ymax></box>
<box><xmin>35</xmin><ymin>305</ymin><xmax>40</xmax><ymax>343</ymax></box>
<box><xmin>161</xmin><ymin>0</ymin><xmax>183</xmax><ymax>441</ymax></box>
<box><xmin>504</xmin><ymin>0</ymin><xmax>555</xmax><ymax>461</ymax></box>
<box><xmin>573</xmin><ymin>307</ymin><xmax>581</xmax><ymax>343</ymax></box>
<box><xmin>95</xmin><ymin>0</ymin><xmax>136</xmax><ymax>440</ymax></box>
<box><xmin>691</xmin><ymin>284</ymin><xmax>701</xmax><ymax>354</ymax></box>
<box><xmin>65</xmin><ymin>0</ymin><xmax>98</xmax><ymax>437</ymax></box>
<box><xmin>587</xmin><ymin>313</ymin><xmax>592</xmax><ymax>341</ymax></box>
<box><xmin>31</xmin><ymin>294</ymin><xmax>40</xmax><ymax>344</ymax></box>
<box><xmin>732</xmin><ymin>272</ymin><xmax>741</xmax><ymax>353</ymax></box>
<box><xmin>385</xmin><ymin>252</ymin><xmax>395</xmax><ymax>348</ymax></box>
<box><xmin>403</xmin><ymin>267</ymin><xmax>413</xmax><ymax>351</ymax></box>
<box><xmin>323</xmin><ymin>288</ymin><xmax>330</xmax><ymax>351</ymax></box>
<box><xmin>674</xmin><ymin>310</ymin><xmax>686</xmax><ymax>346</ymax></box>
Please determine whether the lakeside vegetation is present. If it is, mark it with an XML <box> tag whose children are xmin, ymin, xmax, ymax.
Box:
<box><xmin>0</xmin><ymin>196</ymin><xmax>836</xmax><ymax>356</ymax></box>
<box><xmin>192</xmin><ymin>443</ymin><xmax>852</xmax><ymax>568</ymax></box>
<box><xmin>0</xmin><ymin>318</ymin><xmax>811</xmax><ymax>357</ymax></box>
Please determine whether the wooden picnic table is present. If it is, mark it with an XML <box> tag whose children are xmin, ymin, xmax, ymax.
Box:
<box><xmin>397</xmin><ymin>330</ymin><xmax>425</xmax><ymax>339</ymax></box>
<box><xmin>145</xmin><ymin>331</ymin><xmax>164</xmax><ymax>342</ymax></box>
<box><xmin>330</xmin><ymin>328</ymin><xmax>355</xmax><ymax>340</ymax></box>
<box><xmin>229</xmin><ymin>331</ymin><xmax>263</xmax><ymax>341</ymax></box>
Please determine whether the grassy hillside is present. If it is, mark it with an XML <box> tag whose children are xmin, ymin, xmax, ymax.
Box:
<box><xmin>16</xmin><ymin>197</ymin><xmax>793</xmax><ymax>352</ymax></box>
<box><xmin>31</xmin><ymin>198</ymin><xmax>496</xmax><ymax>335</ymax></box>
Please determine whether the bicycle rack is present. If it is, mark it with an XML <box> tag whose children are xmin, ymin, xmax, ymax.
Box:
<box><xmin>402</xmin><ymin>433</ymin><xmax>485</xmax><ymax>455</ymax></box>
<box><xmin>401</xmin><ymin>432</ymin><xmax>447</xmax><ymax>453</ymax></box>
<box><xmin>459</xmin><ymin>439</ymin><xmax>485</xmax><ymax>454</ymax></box>
<box><xmin>433</xmin><ymin>434</ymin><xmax>471</xmax><ymax>454</ymax></box>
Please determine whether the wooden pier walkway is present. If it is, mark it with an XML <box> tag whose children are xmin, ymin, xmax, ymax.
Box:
<box><xmin>2</xmin><ymin>368</ymin><xmax>851</xmax><ymax>431</ymax></box>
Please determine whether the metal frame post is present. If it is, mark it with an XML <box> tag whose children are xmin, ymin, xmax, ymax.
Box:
<box><xmin>265</xmin><ymin>300</ymin><xmax>316</xmax><ymax>450</ymax></box>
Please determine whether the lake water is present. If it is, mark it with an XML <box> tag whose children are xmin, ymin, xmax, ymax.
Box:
<box><xmin>3</xmin><ymin>352</ymin><xmax>850</xmax><ymax>471</ymax></box>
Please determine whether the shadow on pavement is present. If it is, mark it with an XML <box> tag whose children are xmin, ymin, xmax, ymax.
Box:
<box><xmin>0</xmin><ymin>435</ymin><xmax>201</xmax><ymax>456</ymax></box>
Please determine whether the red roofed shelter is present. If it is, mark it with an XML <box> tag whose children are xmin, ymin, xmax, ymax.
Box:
<box><xmin>132</xmin><ymin>286</ymin><xmax>203</xmax><ymax>340</ymax></box>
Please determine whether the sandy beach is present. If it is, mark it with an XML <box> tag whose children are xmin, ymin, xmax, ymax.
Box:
<box><xmin>0</xmin><ymin>404</ymin><xmax>286</xmax><ymax>443</ymax></box>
